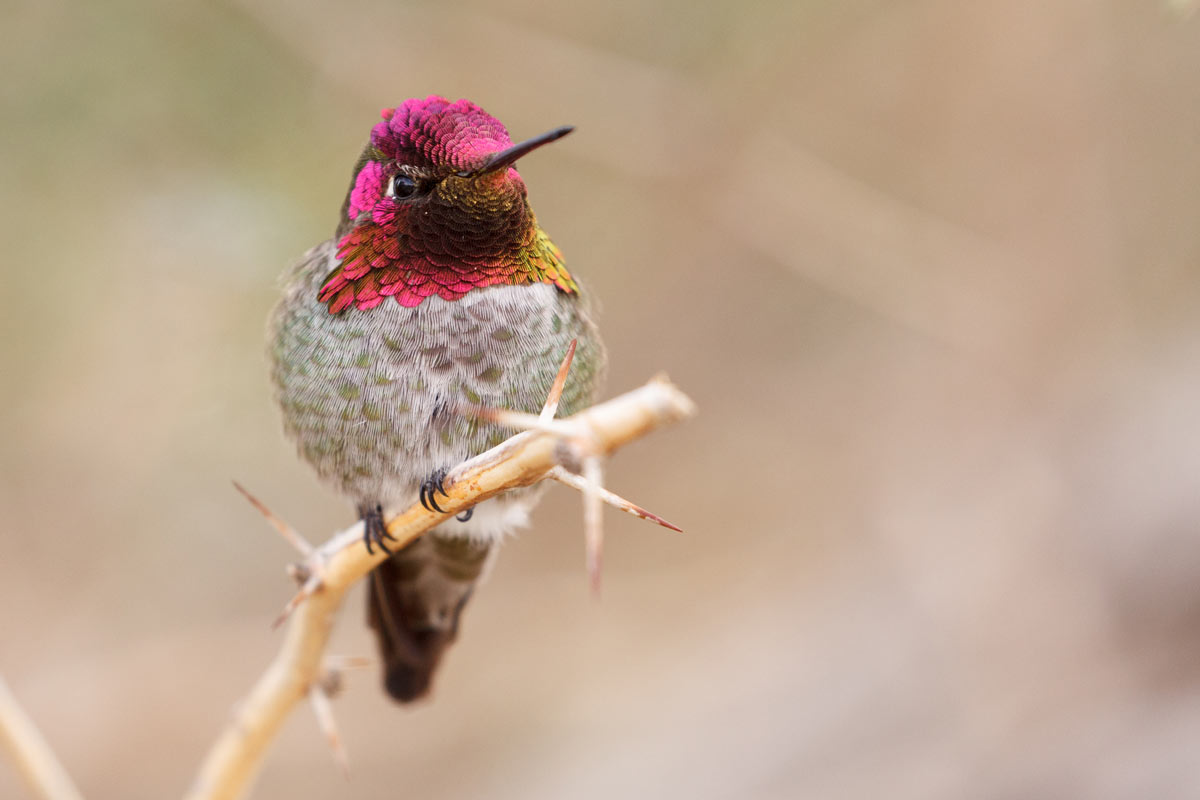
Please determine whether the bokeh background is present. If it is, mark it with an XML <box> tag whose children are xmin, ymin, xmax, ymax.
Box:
<box><xmin>4</xmin><ymin>1</ymin><xmax>1200</xmax><ymax>798</ymax></box>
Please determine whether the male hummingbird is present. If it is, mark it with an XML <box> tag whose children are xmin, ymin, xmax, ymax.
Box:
<box><xmin>268</xmin><ymin>96</ymin><xmax>605</xmax><ymax>702</ymax></box>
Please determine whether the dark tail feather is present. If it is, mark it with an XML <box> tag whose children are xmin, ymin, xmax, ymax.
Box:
<box><xmin>365</xmin><ymin>534</ymin><xmax>488</xmax><ymax>703</ymax></box>
<box><xmin>373</xmin><ymin>604</ymin><xmax>451</xmax><ymax>702</ymax></box>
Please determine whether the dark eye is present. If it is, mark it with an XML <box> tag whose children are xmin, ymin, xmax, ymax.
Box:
<box><xmin>388</xmin><ymin>173</ymin><xmax>418</xmax><ymax>199</ymax></box>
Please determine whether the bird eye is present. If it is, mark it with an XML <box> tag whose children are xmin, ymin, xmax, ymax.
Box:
<box><xmin>387</xmin><ymin>174</ymin><xmax>419</xmax><ymax>199</ymax></box>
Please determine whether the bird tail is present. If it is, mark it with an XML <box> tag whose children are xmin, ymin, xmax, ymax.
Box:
<box><xmin>366</xmin><ymin>532</ymin><xmax>492</xmax><ymax>702</ymax></box>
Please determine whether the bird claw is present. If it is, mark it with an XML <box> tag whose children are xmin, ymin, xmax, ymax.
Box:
<box><xmin>419</xmin><ymin>468</ymin><xmax>451</xmax><ymax>514</ymax></box>
<box><xmin>359</xmin><ymin>503</ymin><xmax>396</xmax><ymax>555</ymax></box>
<box><xmin>456</xmin><ymin>507</ymin><xmax>474</xmax><ymax>522</ymax></box>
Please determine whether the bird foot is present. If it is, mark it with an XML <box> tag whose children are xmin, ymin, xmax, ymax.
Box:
<box><xmin>419</xmin><ymin>468</ymin><xmax>452</xmax><ymax>513</ymax></box>
<box><xmin>359</xmin><ymin>502</ymin><xmax>396</xmax><ymax>555</ymax></box>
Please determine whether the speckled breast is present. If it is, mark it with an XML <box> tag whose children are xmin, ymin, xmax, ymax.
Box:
<box><xmin>268</xmin><ymin>241</ymin><xmax>604</xmax><ymax>507</ymax></box>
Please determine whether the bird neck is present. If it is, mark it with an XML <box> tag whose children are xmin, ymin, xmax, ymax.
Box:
<box><xmin>317</xmin><ymin>216</ymin><xmax>578</xmax><ymax>314</ymax></box>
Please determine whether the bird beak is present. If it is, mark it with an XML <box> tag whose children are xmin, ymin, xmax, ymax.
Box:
<box><xmin>456</xmin><ymin>125</ymin><xmax>574</xmax><ymax>178</ymax></box>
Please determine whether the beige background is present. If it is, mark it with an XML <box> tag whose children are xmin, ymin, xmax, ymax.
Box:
<box><xmin>4</xmin><ymin>1</ymin><xmax>1200</xmax><ymax>798</ymax></box>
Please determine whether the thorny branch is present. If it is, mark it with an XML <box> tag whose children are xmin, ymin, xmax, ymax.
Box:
<box><xmin>184</xmin><ymin>367</ymin><xmax>696</xmax><ymax>800</ymax></box>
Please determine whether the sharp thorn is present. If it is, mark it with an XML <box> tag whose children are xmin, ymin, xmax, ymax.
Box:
<box><xmin>458</xmin><ymin>404</ymin><xmax>568</xmax><ymax>435</ymax></box>
<box><xmin>308</xmin><ymin>685</ymin><xmax>349</xmax><ymax>778</ymax></box>
<box><xmin>233</xmin><ymin>480</ymin><xmax>314</xmax><ymax>556</ymax></box>
<box><xmin>616</xmin><ymin>502</ymin><xmax>683</xmax><ymax>532</ymax></box>
<box><xmin>549</xmin><ymin>467</ymin><xmax>682</xmax><ymax>532</ymax></box>
<box><xmin>541</xmin><ymin>339</ymin><xmax>577</xmax><ymax>420</ymax></box>
<box><xmin>271</xmin><ymin>594</ymin><xmax>302</xmax><ymax>630</ymax></box>
<box><xmin>582</xmin><ymin>458</ymin><xmax>604</xmax><ymax>598</ymax></box>
<box><xmin>326</xmin><ymin>655</ymin><xmax>373</xmax><ymax>671</ymax></box>
<box><xmin>271</xmin><ymin>573</ymin><xmax>323</xmax><ymax>629</ymax></box>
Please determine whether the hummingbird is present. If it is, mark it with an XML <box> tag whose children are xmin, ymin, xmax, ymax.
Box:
<box><xmin>268</xmin><ymin>96</ymin><xmax>605</xmax><ymax>703</ymax></box>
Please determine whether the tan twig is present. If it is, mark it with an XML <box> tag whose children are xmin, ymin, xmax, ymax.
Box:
<box><xmin>185</xmin><ymin>375</ymin><xmax>695</xmax><ymax>800</ymax></box>
<box><xmin>0</xmin><ymin>675</ymin><xmax>85</xmax><ymax>800</ymax></box>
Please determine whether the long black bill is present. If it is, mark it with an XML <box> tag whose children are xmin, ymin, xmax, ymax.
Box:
<box><xmin>455</xmin><ymin>125</ymin><xmax>574</xmax><ymax>178</ymax></box>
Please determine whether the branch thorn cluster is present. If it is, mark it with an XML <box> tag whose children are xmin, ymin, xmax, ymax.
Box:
<box><xmin>462</xmin><ymin>339</ymin><xmax>684</xmax><ymax>594</ymax></box>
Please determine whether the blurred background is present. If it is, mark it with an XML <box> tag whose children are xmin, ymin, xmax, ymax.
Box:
<box><xmin>4</xmin><ymin>1</ymin><xmax>1200</xmax><ymax>798</ymax></box>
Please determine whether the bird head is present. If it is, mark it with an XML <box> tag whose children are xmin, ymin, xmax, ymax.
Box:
<box><xmin>321</xmin><ymin>96</ymin><xmax>577</xmax><ymax>313</ymax></box>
